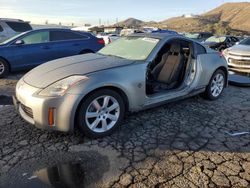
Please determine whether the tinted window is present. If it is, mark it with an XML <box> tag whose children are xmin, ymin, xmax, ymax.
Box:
<box><xmin>6</xmin><ymin>22</ymin><xmax>32</xmax><ymax>32</ymax></box>
<box><xmin>0</xmin><ymin>25</ymin><xmax>3</xmax><ymax>32</ymax></box>
<box><xmin>22</xmin><ymin>31</ymin><xmax>49</xmax><ymax>44</ymax></box>
<box><xmin>195</xmin><ymin>43</ymin><xmax>206</xmax><ymax>54</ymax></box>
<box><xmin>50</xmin><ymin>31</ymin><xmax>87</xmax><ymax>41</ymax></box>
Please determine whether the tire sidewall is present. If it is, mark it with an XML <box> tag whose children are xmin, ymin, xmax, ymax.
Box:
<box><xmin>77</xmin><ymin>89</ymin><xmax>125</xmax><ymax>138</ymax></box>
<box><xmin>0</xmin><ymin>59</ymin><xmax>9</xmax><ymax>78</ymax></box>
<box><xmin>206</xmin><ymin>69</ymin><xmax>226</xmax><ymax>100</ymax></box>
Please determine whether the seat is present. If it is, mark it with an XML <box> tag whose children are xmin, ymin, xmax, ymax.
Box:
<box><xmin>149</xmin><ymin>43</ymin><xmax>185</xmax><ymax>91</ymax></box>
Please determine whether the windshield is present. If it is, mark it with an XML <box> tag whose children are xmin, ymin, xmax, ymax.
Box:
<box><xmin>0</xmin><ymin>32</ymin><xmax>25</xmax><ymax>45</ymax></box>
<box><xmin>205</xmin><ymin>36</ymin><xmax>226</xmax><ymax>43</ymax></box>
<box><xmin>185</xmin><ymin>33</ymin><xmax>199</xmax><ymax>39</ymax></box>
<box><xmin>239</xmin><ymin>38</ymin><xmax>250</xmax><ymax>45</ymax></box>
<box><xmin>98</xmin><ymin>36</ymin><xmax>159</xmax><ymax>60</ymax></box>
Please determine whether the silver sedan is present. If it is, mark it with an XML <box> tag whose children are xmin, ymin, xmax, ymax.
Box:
<box><xmin>13</xmin><ymin>33</ymin><xmax>228</xmax><ymax>138</ymax></box>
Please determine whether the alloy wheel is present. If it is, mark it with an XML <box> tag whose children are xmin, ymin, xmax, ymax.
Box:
<box><xmin>0</xmin><ymin>62</ymin><xmax>5</xmax><ymax>75</ymax></box>
<box><xmin>210</xmin><ymin>73</ymin><xmax>225</xmax><ymax>97</ymax></box>
<box><xmin>85</xmin><ymin>95</ymin><xmax>120</xmax><ymax>133</ymax></box>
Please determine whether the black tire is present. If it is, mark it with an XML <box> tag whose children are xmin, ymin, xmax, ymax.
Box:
<box><xmin>77</xmin><ymin>89</ymin><xmax>125</xmax><ymax>138</ymax></box>
<box><xmin>203</xmin><ymin>69</ymin><xmax>226</xmax><ymax>100</ymax></box>
<box><xmin>0</xmin><ymin>58</ymin><xmax>9</xmax><ymax>78</ymax></box>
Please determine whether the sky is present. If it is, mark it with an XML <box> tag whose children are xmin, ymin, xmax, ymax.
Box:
<box><xmin>0</xmin><ymin>0</ymin><xmax>248</xmax><ymax>26</ymax></box>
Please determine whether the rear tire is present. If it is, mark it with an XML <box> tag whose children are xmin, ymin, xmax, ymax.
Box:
<box><xmin>0</xmin><ymin>59</ymin><xmax>9</xmax><ymax>78</ymax></box>
<box><xmin>203</xmin><ymin>69</ymin><xmax>226</xmax><ymax>100</ymax></box>
<box><xmin>79</xmin><ymin>50</ymin><xmax>94</xmax><ymax>54</ymax></box>
<box><xmin>77</xmin><ymin>89</ymin><xmax>125</xmax><ymax>138</ymax></box>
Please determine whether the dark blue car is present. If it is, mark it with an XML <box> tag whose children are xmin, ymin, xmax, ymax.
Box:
<box><xmin>0</xmin><ymin>28</ymin><xmax>105</xmax><ymax>77</ymax></box>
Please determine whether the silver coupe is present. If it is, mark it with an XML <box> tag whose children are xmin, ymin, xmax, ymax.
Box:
<box><xmin>13</xmin><ymin>33</ymin><xmax>228</xmax><ymax>138</ymax></box>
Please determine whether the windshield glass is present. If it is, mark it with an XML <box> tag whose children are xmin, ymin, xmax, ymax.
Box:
<box><xmin>98</xmin><ymin>36</ymin><xmax>159</xmax><ymax>60</ymax></box>
<box><xmin>239</xmin><ymin>38</ymin><xmax>250</xmax><ymax>45</ymax></box>
<box><xmin>205</xmin><ymin>36</ymin><xmax>226</xmax><ymax>43</ymax></box>
<box><xmin>0</xmin><ymin>32</ymin><xmax>25</xmax><ymax>45</ymax></box>
<box><xmin>185</xmin><ymin>33</ymin><xmax>199</xmax><ymax>39</ymax></box>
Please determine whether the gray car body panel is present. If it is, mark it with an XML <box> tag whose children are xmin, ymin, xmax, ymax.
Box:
<box><xmin>15</xmin><ymin>34</ymin><xmax>228</xmax><ymax>132</ymax></box>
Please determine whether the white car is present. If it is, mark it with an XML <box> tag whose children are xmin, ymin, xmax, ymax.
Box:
<box><xmin>97</xmin><ymin>33</ymin><xmax>120</xmax><ymax>45</ymax></box>
<box><xmin>0</xmin><ymin>18</ymin><xmax>32</xmax><ymax>42</ymax></box>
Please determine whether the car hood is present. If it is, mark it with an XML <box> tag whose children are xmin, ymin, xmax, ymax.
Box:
<box><xmin>23</xmin><ymin>53</ymin><xmax>134</xmax><ymax>88</ymax></box>
<box><xmin>227</xmin><ymin>44</ymin><xmax>250</xmax><ymax>56</ymax></box>
<box><xmin>203</xmin><ymin>42</ymin><xmax>220</xmax><ymax>47</ymax></box>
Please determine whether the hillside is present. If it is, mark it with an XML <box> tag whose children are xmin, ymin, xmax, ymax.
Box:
<box><xmin>115</xmin><ymin>2</ymin><xmax>250</xmax><ymax>34</ymax></box>
<box><xmin>159</xmin><ymin>2</ymin><xmax>250</xmax><ymax>34</ymax></box>
<box><xmin>115</xmin><ymin>18</ymin><xmax>144</xmax><ymax>27</ymax></box>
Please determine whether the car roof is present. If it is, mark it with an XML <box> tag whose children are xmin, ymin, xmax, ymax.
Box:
<box><xmin>24</xmin><ymin>28</ymin><xmax>90</xmax><ymax>34</ymax></box>
<box><xmin>0</xmin><ymin>18</ymin><xmax>28</xmax><ymax>23</ymax></box>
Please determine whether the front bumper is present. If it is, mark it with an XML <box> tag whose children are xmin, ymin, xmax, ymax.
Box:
<box><xmin>13</xmin><ymin>80</ymin><xmax>82</xmax><ymax>132</ymax></box>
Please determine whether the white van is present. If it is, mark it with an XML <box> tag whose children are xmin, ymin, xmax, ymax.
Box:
<box><xmin>0</xmin><ymin>18</ymin><xmax>32</xmax><ymax>42</ymax></box>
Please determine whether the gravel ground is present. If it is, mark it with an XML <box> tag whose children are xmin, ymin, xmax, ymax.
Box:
<box><xmin>0</xmin><ymin>74</ymin><xmax>250</xmax><ymax>188</ymax></box>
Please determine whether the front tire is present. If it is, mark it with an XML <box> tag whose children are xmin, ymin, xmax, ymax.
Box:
<box><xmin>203</xmin><ymin>69</ymin><xmax>226</xmax><ymax>100</ymax></box>
<box><xmin>77</xmin><ymin>89</ymin><xmax>125</xmax><ymax>138</ymax></box>
<box><xmin>0</xmin><ymin>59</ymin><xmax>9</xmax><ymax>78</ymax></box>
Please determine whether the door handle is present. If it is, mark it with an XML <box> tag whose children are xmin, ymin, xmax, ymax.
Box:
<box><xmin>41</xmin><ymin>46</ymin><xmax>50</xmax><ymax>49</ymax></box>
<box><xmin>73</xmin><ymin>43</ymin><xmax>80</xmax><ymax>46</ymax></box>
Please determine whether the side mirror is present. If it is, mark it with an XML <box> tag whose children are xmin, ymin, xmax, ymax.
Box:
<box><xmin>15</xmin><ymin>40</ymin><xmax>24</xmax><ymax>45</ymax></box>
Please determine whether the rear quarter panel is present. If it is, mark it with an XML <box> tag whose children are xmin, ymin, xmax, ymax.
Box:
<box><xmin>197</xmin><ymin>51</ymin><xmax>228</xmax><ymax>87</ymax></box>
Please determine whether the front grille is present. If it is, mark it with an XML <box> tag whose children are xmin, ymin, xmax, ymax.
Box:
<box><xmin>20</xmin><ymin>104</ymin><xmax>33</xmax><ymax>118</ymax></box>
<box><xmin>229</xmin><ymin>59</ymin><xmax>250</xmax><ymax>66</ymax></box>
<box><xmin>229</xmin><ymin>53</ymin><xmax>250</xmax><ymax>58</ymax></box>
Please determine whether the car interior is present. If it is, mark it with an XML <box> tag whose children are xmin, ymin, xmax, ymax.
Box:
<box><xmin>146</xmin><ymin>39</ymin><xmax>194</xmax><ymax>95</ymax></box>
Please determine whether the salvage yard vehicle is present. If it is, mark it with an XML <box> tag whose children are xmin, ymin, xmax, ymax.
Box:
<box><xmin>185</xmin><ymin>32</ymin><xmax>213</xmax><ymax>42</ymax></box>
<box><xmin>13</xmin><ymin>33</ymin><xmax>228</xmax><ymax>138</ymax></box>
<box><xmin>223</xmin><ymin>37</ymin><xmax>250</xmax><ymax>75</ymax></box>
<box><xmin>0</xmin><ymin>18</ymin><xmax>32</xmax><ymax>42</ymax></box>
<box><xmin>0</xmin><ymin>28</ymin><xmax>104</xmax><ymax>78</ymax></box>
<box><xmin>202</xmin><ymin>36</ymin><xmax>239</xmax><ymax>51</ymax></box>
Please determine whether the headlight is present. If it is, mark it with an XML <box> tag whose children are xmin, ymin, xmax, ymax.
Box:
<box><xmin>223</xmin><ymin>49</ymin><xmax>229</xmax><ymax>56</ymax></box>
<box><xmin>39</xmin><ymin>75</ymin><xmax>88</xmax><ymax>97</ymax></box>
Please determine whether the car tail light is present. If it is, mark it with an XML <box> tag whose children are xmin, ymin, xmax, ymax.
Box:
<box><xmin>98</xmin><ymin>38</ymin><xmax>105</xmax><ymax>45</ymax></box>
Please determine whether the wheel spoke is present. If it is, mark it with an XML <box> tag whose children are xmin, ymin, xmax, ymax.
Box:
<box><xmin>90</xmin><ymin>118</ymin><xmax>100</xmax><ymax>130</ymax></box>
<box><xmin>107</xmin><ymin>114</ymin><xmax>118</xmax><ymax>121</ymax></box>
<box><xmin>92</xmin><ymin>100</ymin><xmax>101</xmax><ymax>111</ymax></box>
<box><xmin>101</xmin><ymin>119</ymin><xmax>108</xmax><ymax>130</ymax></box>
<box><xmin>108</xmin><ymin>103</ymin><xmax>119</xmax><ymax>112</ymax></box>
<box><xmin>103</xmin><ymin>96</ymin><xmax>110</xmax><ymax>108</ymax></box>
<box><xmin>86</xmin><ymin>112</ymin><xmax>99</xmax><ymax>118</ymax></box>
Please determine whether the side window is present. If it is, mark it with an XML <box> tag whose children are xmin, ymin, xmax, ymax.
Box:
<box><xmin>50</xmin><ymin>31</ymin><xmax>87</xmax><ymax>42</ymax></box>
<box><xmin>22</xmin><ymin>31</ymin><xmax>49</xmax><ymax>44</ymax></box>
<box><xmin>195</xmin><ymin>43</ymin><xmax>206</xmax><ymax>55</ymax></box>
<box><xmin>0</xmin><ymin>25</ymin><xmax>3</xmax><ymax>32</ymax></box>
<box><xmin>6</xmin><ymin>22</ymin><xmax>32</xmax><ymax>32</ymax></box>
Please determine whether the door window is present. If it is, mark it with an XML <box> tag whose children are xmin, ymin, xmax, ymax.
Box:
<box><xmin>22</xmin><ymin>31</ymin><xmax>49</xmax><ymax>44</ymax></box>
<box><xmin>0</xmin><ymin>25</ymin><xmax>3</xmax><ymax>32</ymax></box>
<box><xmin>50</xmin><ymin>31</ymin><xmax>87</xmax><ymax>42</ymax></box>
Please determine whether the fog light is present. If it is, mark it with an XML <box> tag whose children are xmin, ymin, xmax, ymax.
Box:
<box><xmin>48</xmin><ymin>107</ymin><xmax>55</xmax><ymax>127</ymax></box>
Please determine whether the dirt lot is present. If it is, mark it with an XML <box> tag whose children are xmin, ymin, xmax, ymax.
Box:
<box><xmin>0</xmin><ymin>74</ymin><xmax>250</xmax><ymax>188</ymax></box>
